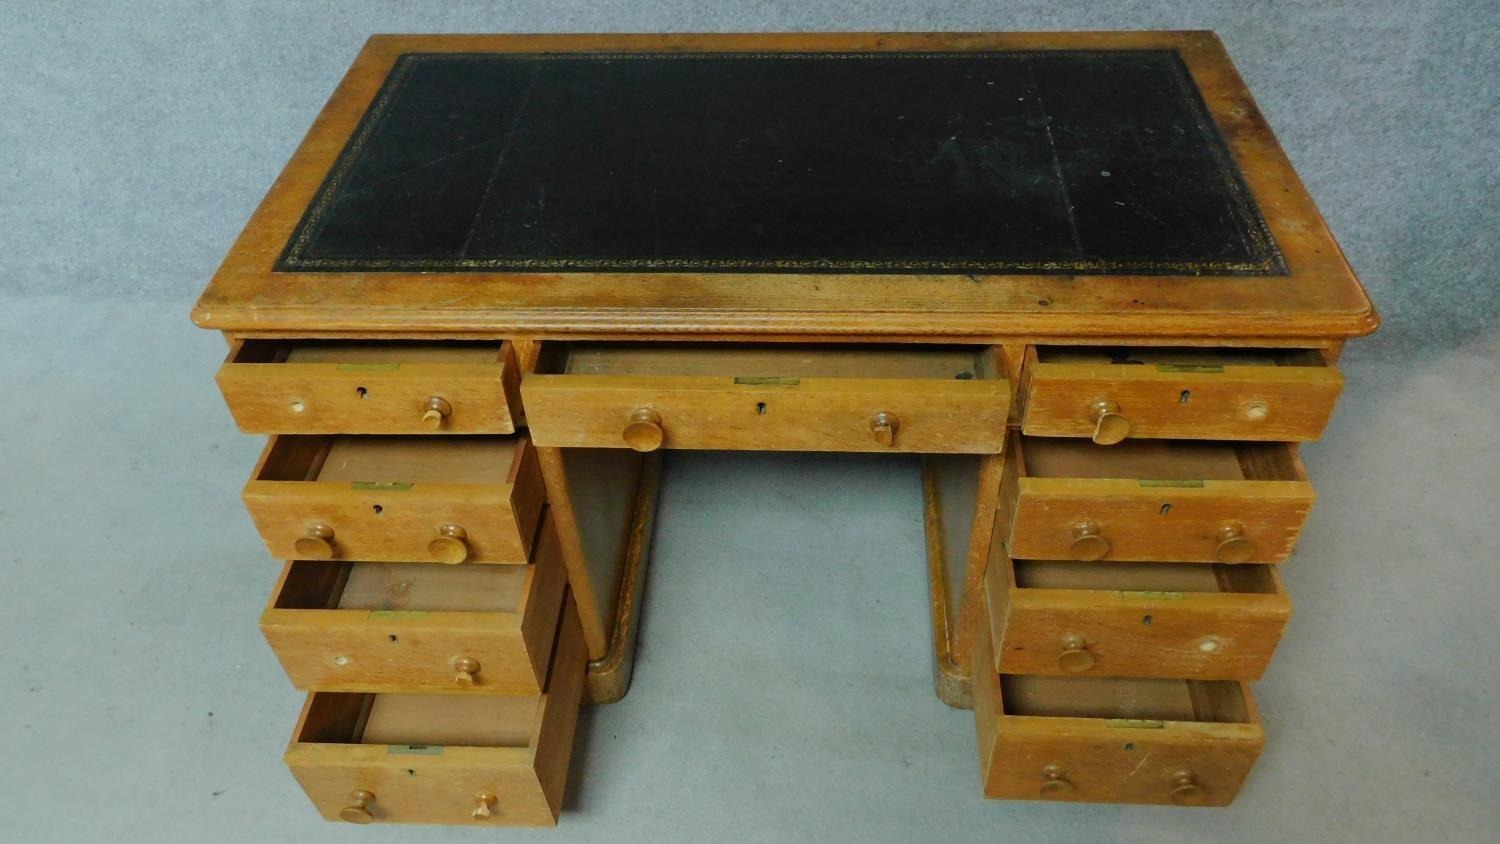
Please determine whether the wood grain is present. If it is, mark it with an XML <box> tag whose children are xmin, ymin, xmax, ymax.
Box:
<box><xmin>972</xmin><ymin>598</ymin><xmax>1264</xmax><ymax>806</ymax></box>
<box><xmin>985</xmin><ymin>551</ymin><xmax>1292</xmax><ymax>680</ymax></box>
<box><xmin>217</xmin><ymin>339</ymin><xmax>520</xmax><ymax>435</ymax></box>
<box><xmin>260</xmin><ymin>513</ymin><xmax>567</xmax><ymax>694</ymax></box>
<box><xmin>584</xmin><ymin>453</ymin><xmax>662</xmax><ymax>705</ymax></box>
<box><xmin>1020</xmin><ymin>346</ymin><xmax>1342</xmax><ymax>442</ymax></box>
<box><xmin>923</xmin><ymin>451</ymin><xmax>1006</xmax><ymax>707</ymax></box>
<box><xmin>535</xmin><ymin>447</ymin><xmax>645</xmax><ymax>658</ymax></box>
<box><xmin>242</xmin><ymin>434</ymin><xmax>545</xmax><ymax>564</ymax></box>
<box><xmin>1003</xmin><ymin>434</ymin><xmax>1315</xmax><ymax>563</ymax></box>
<box><xmin>284</xmin><ymin>597</ymin><xmax>585</xmax><ymax>826</ymax></box>
<box><xmin>523</xmin><ymin>342</ymin><xmax>1009</xmax><ymax>453</ymax></box>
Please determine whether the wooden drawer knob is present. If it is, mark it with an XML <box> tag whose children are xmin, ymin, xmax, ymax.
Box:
<box><xmin>869</xmin><ymin>411</ymin><xmax>900</xmax><ymax>447</ymax></box>
<box><xmin>294</xmin><ymin>523</ymin><xmax>336</xmax><ymax>559</ymax></box>
<box><xmin>1057</xmin><ymin>634</ymin><xmax>1096</xmax><ymax>673</ymax></box>
<box><xmin>454</xmin><ymin>656</ymin><xmax>481</xmax><ymax>686</ymax></box>
<box><xmin>1039</xmin><ymin>765</ymin><xmax>1074</xmax><ymax>797</ymax></box>
<box><xmin>428</xmin><ymin>524</ymin><xmax>470</xmax><ymax>564</ymax></box>
<box><xmin>421</xmin><ymin>396</ymin><xmax>453</xmax><ymax>430</ymax></box>
<box><xmin>1170</xmin><ymin>771</ymin><xmax>1208</xmax><ymax>805</ymax></box>
<box><xmin>623</xmin><ymin>408</ymin><xmax>664</xmax><ymax>452</ymax></box>
<box><xmin>1088</xmin><ymin>399</ymin><xmax>1130</xmax><ymax>445</ymax></box>
<box><xmin>339</xmin><ymin>790</ymin><xmax>375</xmax><ymax>824</ymax></box>
<box><xmin>1215</xmin><ymin>523</ymin><xmax>1257</xmax><ymax>563</ymax></box>
<box><xmin>471</xmin><ymin>792</ymin><xmax>498</xmax><ymax>820</ymax></box>
<box><xmin>1069</xmin><ymin>522</ymin><xmax>1110</xmax><ymax>561</ymax></box>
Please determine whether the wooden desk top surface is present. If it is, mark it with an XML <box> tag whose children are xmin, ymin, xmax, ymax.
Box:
<box><xmin>192</xmin><ymin>32</ymin><xmax>1377</xmax><ymax>340</ymax></box>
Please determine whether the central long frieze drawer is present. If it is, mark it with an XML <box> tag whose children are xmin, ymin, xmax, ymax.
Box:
<box><xmin>521</xmin><ymin>342</ymin><xmax>1010</xmax><ymax>454</ymax></box>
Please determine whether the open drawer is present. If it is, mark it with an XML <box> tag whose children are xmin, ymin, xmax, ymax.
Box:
<box><xmin>261</xmin><ymin>513</ymin><xmax>567</xmax><ymax>694</ymax></box>
<box><xmin>521</xmin><ymin>342</ymin><xmax>1009</xmax><ymax>453</ymax></box>
<box><xmin>285</xmin><ymin>597</ymin><xmax>585</xmax><ymax>826</ymax></box>
<box><xmin>973</xmin><ymin>609</ymin><xmax>1263</xmax><ymax>807</ymax></box>
<box><xmin>985</xmin><ymin>551</ymin><xmax>1291</xmax><ymax>680</ymax></box>
<box><xmin>1002</xmin><ymin>433</ymin><xmax>1315</xmax><ymax>563</ymax></box>
<box><xmin>243</xmin><ymin>435</ymin><xmax>544</xmax><ymax>564</ymax></box>
<box><xmin>217</xmin><ymin>340</ymin><xmax>522</xmax><ymax>434</ymax></box>
<box><xmin>1020</xmin><ymin>346</ymin><xmax>1341</xmax><ymax>444</ymax></box>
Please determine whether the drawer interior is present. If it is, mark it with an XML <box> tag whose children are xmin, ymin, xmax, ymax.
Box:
<box><xmin>1011</xmin><ymin>560</ymin><xmax>1278</xmax><ymax>594</ymax></box>
<box><xmin>298</xmin><ymin>692</ymin><xmax>538</xmax><ymax>748</ymax></box>
<box><xmin>256</xmin><ymin>436</ymin><xmax>520</xmax><ymax>484</ymax></box>
<box><xmin>1019</xmin><ymin>437</ymin><xmax>1302</xmax><ymax>482</ymax></box>
<box><xmin>1035</xmin><ymin>345</ymin><xmax>1328</xmax><ymax>368</ymax></box>
<box><xmin>232</xmin><ymin>339</ymin><xmax>505</xmax><ymax>365</ymax></box>
<box><xmin>275</xmin><ymin>561</ymin><xmax>530</xmax><ymax>613</ymax></box>
<box><xmin>536</xmin><ymin>342</ymin><xmax>1000</xmax><ymax>380</ymax></box>
<box><xmin>1000</xmin><ymin>675</ymin><xmax>1251</xmax><ymax>724</ymax></box>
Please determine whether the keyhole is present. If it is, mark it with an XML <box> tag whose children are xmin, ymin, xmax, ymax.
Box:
<box><xmin>372</xmin><ymin>504</ymin><xmax>384</xmax><ymax>515</ymax></box>
<box><xmin>755</xmin><ymin>402</ymin><xmax>767</xmax><ymax>415</ymax></box>
<box><xmin>1159</xmin><ymin>503</ymin><xmax>1172</xmax><ymax>515</ymax></box>
<box><xmin>1142</xmin><ymin>615</ymin><xmax>1154</xmax><ymax>625</ymax></box>
<box><xmin>1179</xmin><ymin>390</ymin><xmax>1191</xmax><ymax>404</ymax></box>
<box><xmin>356</xmin><ymin>386</ymin><xmax>368</xmax><ymax>399</ymax></box>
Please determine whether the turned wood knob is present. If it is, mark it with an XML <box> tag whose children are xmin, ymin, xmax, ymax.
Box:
<box><xmin>1215</xmin><ymin>523</ymin><xmax>1257</xmax><ymax>563</ymax></box>
<box><xmin>428</xmin><ymin>524</ymin><xmax>470</xmax><ymax>564</ymax></box>
<box><xmin>1057</xmin><ymin>633</ymin><xmax>1096</xmax><ymax>673</ymax></box>
<box><xmin>454</xmin><ymin>656</ymin><xmax>481</xmax><ymax>686</ymax></box>
<box><xmin>1069</xmin><ymin>521</ymin><xmax>1110</xmax><ymax>561</ymax></box>
<box><xmin>421</xmin><ymin>396</ymin><xmax>453</xmax><ymax>430</ymax></box>
<box><xmin>1170</xmin><ymin>771</ymin><xmax>1208</xmax><ymax>805</ymax></box>
<box><xmin>471</xmin><ymin>792</ymin><xmax>498</xmax><ymax>820</ymax></box>
<box><xmin>623</xmin><ymin>408</ymin><xmax>664</xmax><ymax>452</ymax></box>
<box><xmin>1242</xmin><ymin>400</ymin><xmax>1270</xmax><ymax>422</ymax></box>
<box><xmin>1039</xmin><ymin>765</ymin><xmax>1074</xmax><ymax>797</ymax></box>
<box><xmin>869</xmin><ymin>411</ymin><xmax>900</xmax><ymax>447</ymax></box>
<box><xmin>1088</xmin><ymin>399</ymin><xmax>1130</xmax><ymax>445</ymax></box>
<box><xmin>294</xmin><ymin>523</ymin><xmax>335</xmax><ymax>559</ymax></box>
<box><xmin>339</xmin><ymin>790</ymin><xmax>375</xmax><ymax>824</ymax></box>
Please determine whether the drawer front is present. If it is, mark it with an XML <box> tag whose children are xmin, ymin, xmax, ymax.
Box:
<box><xmin>261</xmin><ymin>521</ymin><xmax>567</xmax><ymax>694</ymax></box>
<box><xmin>286</xmin><ymin>599</ymin><xmax>586</xmax><ymax>826</ymax></box>
<box><xmin>243</xmin><ymin>437</ymin><xmax>545</xmax><ymax>565</ymax></box>
<box><xmin>1020</xmin><ymin>347</ymin><xmax>1341</xmax><ymax>443</ymax></box>
<box><xmin>524</xmin><ymin>379</ymin><xmax>1009</xmax><ymax>453</ymax></box>
<box><xmin>978</xmin><ymin>704</ymin><xmax>1264</xmax><ymax>806</ymax></box>
<box><xmin>217</xmin><ymin>340</ymin><xmax>521</xmax><ymax>435</ymax></box>
<box><xmin>522</xmin><ymin>343</ymin><xmax>1009</xmax><ymax>453</ymax></box>
<box><xmin>985</xmin><ymin>558</ymin><xmax>1292</xmax><ymax>680</ymax></box>
<box><xmin>1005</xmin><ymin>479</ymin><xmax>1314</xmax><ymax>563</ymax></box>
<box><xmin>973</xmin><ymin>620</ymin><xmax>1263</xmax><ymax>807</ymax></box>
<box><xmin>1003</xmin><ymin>436</ymin><xmax>1315</xmax><ymax>564</ymax></box>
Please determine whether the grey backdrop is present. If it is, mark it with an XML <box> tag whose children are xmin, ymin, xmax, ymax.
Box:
<box><xmin>2</xmin><ymin>2</ymin><xmax>1497</xmax><ymax>842</ymax></box>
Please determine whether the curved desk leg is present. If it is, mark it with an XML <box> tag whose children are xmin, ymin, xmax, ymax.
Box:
<box><xmin>584</xmin><ymin>452</ymin><xmax>662</xmax><ymax>705</ymax></box>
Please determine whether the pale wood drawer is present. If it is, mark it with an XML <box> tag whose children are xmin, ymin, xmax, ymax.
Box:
<box><xmin>285</xmin><ymin>597</ymin><xmax>585</xmax><ymax>826</ymax></box>
<box><xmin>985</xmin><ymin>552</ymin><xmax>1291</xmax><ymax>680</ymax></box>
<box><xmin>243</xmin><ymin>435</ymin><xmax>545</xmax><ymax>564</ymax></box>
<box><xmin>521</xmin><ymin>342</ymin><xmax>1009</xmax><ymax>453</ymax></box>
<box><xmin>974</xmin><ymin>606</ymin><xmax>1263</xmax><ymax>807</ymax></box>
<box><xmin>1002</xmin><ymin>433</ymin><xmax>1314</xmax><ymax>563</ymax></box>
<box><xmin>217</xmin><ymin>340</ymin><xmax>522</xmax><ymax>434</ymax></box>
<box><xmin>261</xmin><ymin>512</ymin><xmax>568</xmax><ymax>694</ymax></box>
<box><xmin>1020</xmin><ymin>346</ymin><xmax>1341</xmax><ymax>444</ymax></box>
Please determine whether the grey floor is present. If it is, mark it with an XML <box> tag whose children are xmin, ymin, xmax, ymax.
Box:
<box><xmin>3</xmin><ymin>2</ymin><xmax>1498</xmax><ymax>842</ymax></box>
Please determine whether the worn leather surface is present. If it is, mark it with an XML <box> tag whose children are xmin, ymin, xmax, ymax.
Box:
<box><xmin>278</xmin><ymin>51</ymin><xmax>1283</xmax><ymax>276</ymax></box>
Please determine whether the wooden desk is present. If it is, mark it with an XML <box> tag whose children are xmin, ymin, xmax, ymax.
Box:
<box><xmin>194</xmin><ymin>32</ymin><xmax>1376</xmax><ymax>821</ymax></box>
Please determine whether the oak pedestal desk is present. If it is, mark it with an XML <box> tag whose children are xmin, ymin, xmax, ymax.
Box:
<box><xmin>192</xmin><ymin>32</ymin><xmax>1378</xmax><ymax>823</ymax></box>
